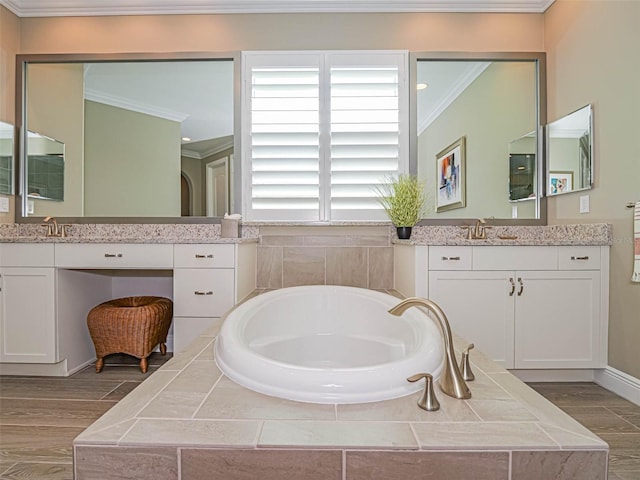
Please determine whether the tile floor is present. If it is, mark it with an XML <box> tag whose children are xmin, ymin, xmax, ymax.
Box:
<box><xmin>1</xmin><ymin>359</ymin><xmax>639</xmax><ymax>480</ymax></box>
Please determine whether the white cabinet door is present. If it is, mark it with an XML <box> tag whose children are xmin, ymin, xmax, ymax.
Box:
<box><xmin>428</xmin><ymin>270</ymin><xmax>515</xmax><ymax>368</ymax></box>
<box><xmin>515</xmin><ymin>270</ymin><xmax>602</xmax><ymax>369</ymax></box>
<box><xmin>0</xmin><ymin>268</ymin><xmax>56</xmax><ymax>363</ymax></box>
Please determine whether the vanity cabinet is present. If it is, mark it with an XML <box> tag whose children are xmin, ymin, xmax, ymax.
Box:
<box><xmin>426</xmin><ymin>245</ymin><xmax>608</xmax><ymax>370</ymax></box>
<box><xmin>173</xmin><ymin>243</ymin><xmax>255</xmax><ymax>353</ymax></box>
<box><xmin>0</xmin><ymin>244</ymin><xmax>57</xmax><ymax>363</ymax></box>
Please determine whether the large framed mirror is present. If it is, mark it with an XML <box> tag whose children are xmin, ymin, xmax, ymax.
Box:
<box><xmin>547</xmin><ymin>104</ymin><xmax>593</xmax><ymax>196</ymax></box>
<box><xmin>411</xmin><ymin>52</ymin><xmax>546</xmax><ymax>224</ymax></box>
<box><xmin>16</xmin><ymin>52</ymin><xmax>239</xmax><ymax>222</ymax></box>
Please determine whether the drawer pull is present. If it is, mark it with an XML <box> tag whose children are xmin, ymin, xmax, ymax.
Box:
<box><xmin>195</xmin><ymin>254</ymin><xmax>214</xmax><ymax>259</ymax></box>
<box><xmin>194</xmin><ymin>291</ymin><xmax>214</xmax><ymax>296</ymax></box>
<box><xmin>517</xmin><ymin>277</ymin><xmax>524</xmax><ymax>296</ymax></box>
<box><xmin>104</xmin><ymin>253</ymin><xmax>123</xmax><ymax>258</ymax></box>
<box><xmin>509</xmin><ymin>277</ymin><xmax>515</xmax><ymax>296</ymax></box>
<box><xmin>441</xmin><ymin>256</ymin><xmax>461</xmax><ymax>261</ymax></box>
<box><xmin>571</xmin><ymin>256</ymin><xmax>589</xmax><ymax>261</ymax></box>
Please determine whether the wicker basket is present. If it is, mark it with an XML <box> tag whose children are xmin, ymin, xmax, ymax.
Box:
<box><xmin>87</xmin><ymin>296</ymin><xmax>173</xmax><ymax>373</ymax></box>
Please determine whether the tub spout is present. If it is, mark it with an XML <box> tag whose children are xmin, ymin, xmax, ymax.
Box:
<box><xmin>389</xmin><ymin>297</ymin><xmax>471</xmax><ymax>400</ymax></box>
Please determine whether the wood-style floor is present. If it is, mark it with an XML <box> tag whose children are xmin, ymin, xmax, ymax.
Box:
<box><xmin>1</xmin><ymin>360</ymin><xmax>639</xmax><ymax>479</ymax></box>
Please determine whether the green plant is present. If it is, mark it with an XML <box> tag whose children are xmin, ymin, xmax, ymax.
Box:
<box><xmin>376</xmin><ymin>174</ymin><xmax>425</xmax><ymax>227</ymax></box>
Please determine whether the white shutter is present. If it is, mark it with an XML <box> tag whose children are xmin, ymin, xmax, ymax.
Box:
<box><xmin>328</xmin><ymin>53</ymin><xmax>407</xmax><ymax>221</ymax></box>
<box><xmin>243</xmin><ymin>51</ymin><xmax>408</xmax><ymax>222</ymax></box>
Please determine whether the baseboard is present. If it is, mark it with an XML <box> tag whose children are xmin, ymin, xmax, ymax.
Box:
<box><xmin>594</xmin><ymin>366</ymin><xmax>640</xmax><ymax>406</ymax></box>
<box><xmin>510</xmin><ymin>369</ymin><xmax>596</xmax><ymax>383</ymax></box>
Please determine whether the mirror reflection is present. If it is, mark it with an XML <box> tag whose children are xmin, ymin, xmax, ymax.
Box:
<box><xmin>23</xmin><ymin>58</ymin><xmax>234</xmax><ymax>218</ymax></box>
<box><xmin>0</xmin><ymin>122</ymin><xmax>13</xmax><ymax>195</ymax></box>
<box><xmin>27</xmin><ymin>131</ymin><xmax>64</xmax><ymax>201</ymax></box>
<box><xmin>547</xmin><ymin>104</ymin><xmax>593</xmax><ymax>196</ymax></box>
<box><xmin>416</xmin><ymin>57</ymin><xmax>541</xmax><ymax>220</ymax></box>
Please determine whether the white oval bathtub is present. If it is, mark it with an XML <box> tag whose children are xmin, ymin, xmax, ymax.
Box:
<box><xmin>214</xmin><ymin>285</ymin><xmax>444</xmax><ymax>404</ymax></box>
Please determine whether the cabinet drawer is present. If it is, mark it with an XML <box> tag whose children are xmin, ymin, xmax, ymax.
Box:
<box><xmin>472</xmin><ymin>246</ymin><xmax>558</xmax><ymax>271</ymax></box>
<box><xmin>174</xmin><ymin>244</ymin><xmax>235</xmax><ymax>268</ymax></box>
<box><xmin>558</xmin><ymin>246</ymin><xmax>601</xmax><ymax>270</ymax></box>
<box><xmin>55</xmin><ymin>244</ymin><xmax>173</xmax><ymax>269</ymax></box>
<box><xmin>173</xmin><ymin>269</ymin><xmax>235</xmax><ymax>317</ymax></box>
<box><xmin>428</xmin><ymin>246</ymin><xmax>472</xmax><ymax>270</ymax></box>
<box><xmin>0</xmin><ymin>243</ymin><xmax>55</xmax><ymax>267</ymax></box>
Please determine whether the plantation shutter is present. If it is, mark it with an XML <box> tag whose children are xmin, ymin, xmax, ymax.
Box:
<box><xmin>243</xmin><ymin>51</ymin><xmax>408</xmax><ymax>222</ymax></box>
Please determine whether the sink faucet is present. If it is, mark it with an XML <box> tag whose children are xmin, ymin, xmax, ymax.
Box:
<box><xmin>42</xmin><ymin>216</ymin><xmax>59</xmax><ymax>237</ymax></box>
<box><xmin>461</xmin><ymin>218</ymin><xmax>493</xmax><ymax>239</ymax></box>
<box><xmin>388</xmin><ymin>297</ymin><xmax>471</xmax><ymax>400</ymax></box>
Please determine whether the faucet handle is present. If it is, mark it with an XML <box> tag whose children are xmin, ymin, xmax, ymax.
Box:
<box><xmin>407</xmin><ymin>373</ymin><xmax>440</xmax><ymax>411</ymax></box>
<box><xmin>60</xmin><ymin>224</ymin><xmax>72</xmax><ymax>238</ymax></box>
<box><xmin>459</xmin><ymin>344</ymin><xmax>475</xmax><ymax>381</ymax></box>
<box><xmin>459</xmin><ymin>225</ymin><xmax>473</xmax><ymax>240</ymax></box>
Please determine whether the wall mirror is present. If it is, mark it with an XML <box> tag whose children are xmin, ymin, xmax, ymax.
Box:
<box><xmin>16</xmin><ymin>53</ymin><xmax>237</xmax><ymax>221</ymax></box>
<box><xmin>0</xmin><ymin>121</ymin><xmax>13</xmax><ymax>195</ymax></box>
<box><xmin>546</xmin><ymin>104</ymin><xmax>593</xmax><ymax>196</ymax></box>
<box><xmin>412</xmin><ymin>52</ymin><xmax>546</xmax><ymax>224</ymax></box>
<box><xmin>27</xmin><ymin>131</ymin><xmax>65</xmax><ymax>201</ymax></box>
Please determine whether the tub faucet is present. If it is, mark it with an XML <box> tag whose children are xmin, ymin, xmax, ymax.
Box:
<box><xmin>388</xmin><ymin>297</ymin><xmax>471</xmax><ymax>400</ymax></box>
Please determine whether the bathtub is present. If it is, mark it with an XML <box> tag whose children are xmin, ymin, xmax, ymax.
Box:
<box><xmin>214</xmin><ymin>285</ymin><xmax>444</xmax><ymax>404</ymax></box>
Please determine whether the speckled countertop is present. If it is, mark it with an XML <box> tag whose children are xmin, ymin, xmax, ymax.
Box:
<box><xmin>0</xmin><ymin>222</ymin><xmax>612</xmax><ymax>246</ymax></box>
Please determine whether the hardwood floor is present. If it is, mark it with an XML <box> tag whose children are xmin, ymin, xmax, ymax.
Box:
<box><xmin>1</xmin><ymin>363</ymin><xmax>639</xmax><ymax>479</ymax></box>
<box><xmin>0</xmin><ymin>353</ymin><xmax>171</xmax><ymax>480</ymax></box>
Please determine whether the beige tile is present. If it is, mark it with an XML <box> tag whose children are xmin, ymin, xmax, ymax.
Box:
<box><xmin>466</xmin><ymin>397</ymin><xmax>538</xmax><ymax>421</ymax></box>
<box><xmin>325</xmin><ymin>247</ymin><xmax>367</xmax><ymax>287</ymax></box>
<box><xmin>74</xmin><ymin>446</ymin><xmax>178</xmax><ymax>480</ymax></box>
<box><xmin>137</xmin><ymin>390</ymin><xmax>209</xmax><ymax>418</ymax></box>
<box><xmin>181</xmin><ymin>449</ymin><xmax>342</xmax><ymax>480</ymax></box>
<box><xmin>511</xmin><ymin>450</ymin><xmax>608</xmax><ymax>480</ymax></box>
<box><xmin>282</xmin><ymin>247</ymin><xmax>325</xmax><ymax>287</ymax></box>
<box><xmin>412</xmin><ymin>421</ymin><xmax>557</xmax><ymax>449</ymax></box>
<box><xmin>538</xmin><ymin>423</ymin><xmax>611</xmax><ymax>449</ymax></box>
<box><xmin>346</xmin><ymin>235</ymin><xmax>390</xmax><ymax>246</ymax></box>
<box><xmin>194</xmin><ymin>377</ymin><xmax>335</xmax><ymax>420</ymax></box>
<box><xmin>260</xmin><ymin>235</ymin><xmax>305</xmax><ymax>246</ymax></box>
<box><xmin>257</xmin><ymin>246</ymin><xmax>283</xmax><ymax>289</ymax></box>
<box><xmin>121</xmin><ymin>419</ymin><xmax>260</xmax><ymax>447</ymax></box>
<box><xmin>367</xmin><ymin>247</ymin><xmax>393</xmax><ymax>289</ymax></box>
<box><xmin>73</xmin><ymin>418</ymin><xmax>137</xmax><ymax>445</ymax></box>
<box><xmin>303</xmin><ymin>235</ymin><xmax>347</xmax><ymax>246</ymax></box>
<box><xmin>337</xmin><ymin>389</ymin><xmax>480</xmax><ymax>422</ymax></box>
<box><xmin>259</xmin><ymin>420</ymin><xmax>417</xmax><ymax>449</ymax></box>
<box><xmin>345</xmin><ymin>451</ymin><xmax>509</xmax><ymax>480</ymax></box>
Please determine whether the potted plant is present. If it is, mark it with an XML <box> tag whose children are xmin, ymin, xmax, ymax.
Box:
<box><xmin>376</xmin><ymin>174</ymin><xmax>425</xmax><ymax>240</ymax></box>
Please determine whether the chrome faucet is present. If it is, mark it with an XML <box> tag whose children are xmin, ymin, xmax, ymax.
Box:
<box><xmin>388</xmin><ymin>297</ymin><xmax>471</xmax><ymax>400</ymax></box>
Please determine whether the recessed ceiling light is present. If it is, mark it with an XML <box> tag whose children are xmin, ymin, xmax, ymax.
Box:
<box><xmin>182</xmin><ymin>137</ymin><xmax>191</xmax><ymax>142</ymax></box>
<box><xmin>417</xmin><ymin>83</ymin><xmax>428</xmax><ymax>90</ymax></box>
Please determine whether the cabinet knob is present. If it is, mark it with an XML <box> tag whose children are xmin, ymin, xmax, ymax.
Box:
<box><xmin>194</xmin><ymin>291</ymin><xmax>214</xmax><ymax>296</ymax></box>
<box><xmin>195</xmin><ymin>254</ymin><xmax>214</xmax><ymax>259</ymax></box>
<box><xmin>517</xmin><ymin>277</ymin><xmax>524</xmax><ymax>296</ymax></box>
<box><xmin>509</xmin><ymin>277</ymin><xmax>516</xmax><ymax>296</ymax></box>
<box><xmin>104</xmin><ymin>253</ymin><xmax>123</xmax><ymax>258</ymax></box>
<box><xmin>571</xmin><ymin>256</ymin><xmax>589</xmax><ymax>261</ymax></box>
<box><xmin>441</xmin><ymin>256</ymin><xmax>461</xmax><ymax>261</ymax></box>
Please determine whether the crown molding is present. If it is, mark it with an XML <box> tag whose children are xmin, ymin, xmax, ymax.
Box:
<box><xmin>84</xmin><ymin>88</ymin><xmax>189</xmax><ymax>123</ymax></box>
<box><xmin>1</xmin><ymin>0</ymin><xmax>555</xmax><ymax>17</ymax></box>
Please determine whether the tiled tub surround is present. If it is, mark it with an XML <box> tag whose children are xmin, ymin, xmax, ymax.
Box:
<box><xmin>73</xmin><ymin>319</ymin><xmax>609</xmax><ymax>480</ymax></box>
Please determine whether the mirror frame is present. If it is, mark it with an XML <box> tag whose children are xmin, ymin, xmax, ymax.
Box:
<box><xmin>15</xmin><ymin>51</ymin><xmax>241</xmax><ymax>224</ymax></box>
<box><xmin>410</xmin><ymin>51</ymin><xmax>547</xmax><ymax>226</ymax></box>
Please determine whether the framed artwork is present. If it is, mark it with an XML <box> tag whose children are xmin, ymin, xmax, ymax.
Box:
<box><xmin>549</xmin><ymin>171</ymin><xmax>573</xmax><ymax>195</ymax></box>
<box><xmin>436</xmin><ymin>136</ymin><xmax>466</xmax><ymax>212</ymax></box>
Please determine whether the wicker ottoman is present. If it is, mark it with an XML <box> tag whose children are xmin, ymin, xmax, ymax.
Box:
<box><xmin>87</xmin><ymin>296</ymin><xmax>173</xmax><ymax>373</ymax></box>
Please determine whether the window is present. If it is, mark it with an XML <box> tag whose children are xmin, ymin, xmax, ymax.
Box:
<box><xmin>242</xmin><ymin>51</ymin><xmax>408</xmax><ymax>222</ymax></box>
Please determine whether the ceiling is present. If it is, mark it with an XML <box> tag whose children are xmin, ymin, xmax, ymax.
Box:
<box><xmin>2</xmin><ymin>0</ymin><xmax>555</xmax><ymax>16</ymax></box>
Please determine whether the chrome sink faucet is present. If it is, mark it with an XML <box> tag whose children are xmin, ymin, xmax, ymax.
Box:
<box><xmin>388</xmin><ymin>297</ymin><xmax>471</xmax><ymax>400</ymax></box>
